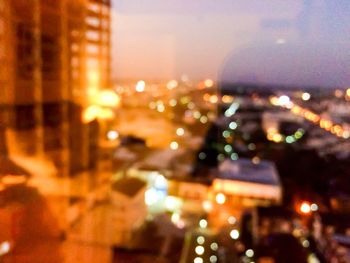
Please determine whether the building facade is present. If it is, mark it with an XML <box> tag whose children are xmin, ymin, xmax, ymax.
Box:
<box><xmin>0</xmin><ymin>0</ymin><xmax>111</xmax><ymax>176</ymax></box>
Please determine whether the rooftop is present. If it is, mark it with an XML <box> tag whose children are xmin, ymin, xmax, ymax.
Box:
<box><xmin>111</xmin><ymin>177</ymin><xmax>146</xmax><ymax>197</ymax></box>
<box><xmin>218</xmin><ymin>158</ymin><xmax>280</xmax><ymax>186</ymax></box>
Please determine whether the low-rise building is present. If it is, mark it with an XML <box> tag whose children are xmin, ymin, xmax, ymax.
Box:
<box><xmin>213</xmin><ymin>158</ymin><xmax>282</xmax><ymax>206</ymax></box>
<box><xmin>110</xmin><ymin>177</ymin><xmax>147</xmax><ymax>245</ymax></box>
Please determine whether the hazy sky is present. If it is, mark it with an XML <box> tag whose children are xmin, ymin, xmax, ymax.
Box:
<box><xmin>112</xmin><ymin>0</ymin><xmax>350</xmax><ymax>87</ymax></box>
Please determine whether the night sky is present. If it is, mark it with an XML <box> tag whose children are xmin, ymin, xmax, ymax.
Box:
<box><xmin>112</xmin><ymin>0</ymin><xmax>350</xmax><ymax>87</ymax></box>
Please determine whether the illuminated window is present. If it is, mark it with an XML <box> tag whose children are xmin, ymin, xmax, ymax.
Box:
<box><xmin>71</xmin><ymin>30</ymin><xmax>80</xmax><ymax>38</ymax></box>
<box><xmin>71</xmin><ymin>43</ymin><xmax>79</xmax><ymax>52</ymax></box>
<box><xmin>88</xmin><ymin>3</ymin><xmax>101</xmax><ymax>13</ymax></box>
<box><xmin>87</xmin><ymin>58</ymin><xmax>99</xmax><ymax>68</ymax></box>
<box><xmin>86</xmin><ymin>44</ymin><xmax>99</xmax><ymax>54</ymax></box>
<box><xmin>71</xmin><ymin>57</ymin><xmax>79</xmax><ymax>67</ymax></box>
<box><xmin>72</xmin><ymin>70</ymin><xmax>79</xmax><ymax>79</ymax></box>
<box><xmin>86</xmin><ymin>30</ymin><xmax>99</xmax><ymax>41</ymax></box>
<box><xmin>85</xmin><ymin>17</ymin><xmax>100</xmax><ymax>27</ymax></box>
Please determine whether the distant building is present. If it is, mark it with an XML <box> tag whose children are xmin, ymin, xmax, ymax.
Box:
<box><xmin>213</xmin><ymin>158</ymin><xmax>282</xmax><ymax>206</ymax></box>
<box><xmin>170</xmin><ymin>158</ymin><xmax>281</xmax><ymax>217</ymax></box>
<box><xmin>0</xmin><ymin>0</ymin><xmax>111</xmax><ymax>176</ymax></box>
<box><xmin>168</xmin><ymin>179</ymin><xmax>210</xmax><ymax>213</ymax></box>
<box><xmin>110</xmin><ymin>177</ymin><xmax>147</xmax><ymax>245</ymax></box>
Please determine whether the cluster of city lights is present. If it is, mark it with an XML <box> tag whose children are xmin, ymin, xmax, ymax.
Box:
<box><xmin>202</xmin><ymin>93</ymin><xmax>235</xmax><ymax>106</ymax></box>
<box><xmin>219</xmin><ymin>101</ymin><xmax>241</xmax><ymax>160</ymax></box>
<box><xmin>82</xmin><ymin>90</ymin><xmax>120</xmax><ymax>123</ymax></box>
<box><xmin>130</xmin><ymin>80</ymin><xmax>219</xmax><ymax>133</ymax></box>
<box><xmin>266</xmin><ymin>127</ymin><xmax>305</xmax><ymax>144</ymax></box>
<box><xmin>136</xmin><ymin>78</ymin><xmax>215</xmax><ymax>94</ymax></box>
<box><xmin>224</xmin><ymin>102</ymin><xmax>240</xmax><ymax>117</ymax></box>
<box><xmin>299</xmin><ymin>201</ymin><xmax>319</xmax><ymax>215</ymax></box>
<box><xmin>335</xmin><ymin>88</ymin><xmax>350</xmax><ymax>101</ymax></box>
<box><xmin>270</xmin><ymin>95</ymin><xmax>350</xmax><ymax>139</ymax></box>
<box><xmin>148</xmin><ymin>94</ymin><xmax>213</xmax><ymax>126</ymax></box>
<box><xmin>193</xmin><ymin>234</ymin><xmax>218</xmax><ymax>263</ymax></box>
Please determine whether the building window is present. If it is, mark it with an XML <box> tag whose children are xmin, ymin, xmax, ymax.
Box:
<box><xmin>86</xmin><ymin>30</ymin><xmax>99</xmax><ymax>41</ymax></box>
<box><xmin>71</xmin><ymin>43</ymin><xmax>79</xmax><ymax>52</ymax></box>
<box><xmin>86</xmin><ymin>44</ymin><xmax>99</xmax><ymax>54</ymax></box>
<box><xmin>88</xmin><ymin>3</ymin><xmax>101</xmax><ymax>13</ymax></box>
<box><xmin>86</xmin><ymin>16</ymin><xmax>100</xmax><ymax>27</ymax></box>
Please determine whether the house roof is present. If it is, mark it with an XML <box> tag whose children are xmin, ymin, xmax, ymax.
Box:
<box><xmin>218</xmin><ymin>158</ymin><xmax>280</xmax><ymax>186</ymax></box>
<box><xmin>111</xmin><ymin>177</ymin><xmax>146</xmax><ymax>197</ymax></box>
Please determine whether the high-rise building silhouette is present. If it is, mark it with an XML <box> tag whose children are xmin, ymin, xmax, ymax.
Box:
<box><xmin>0</xmin><ymin>0</ymin><xmax>111</xmax><ymax>176</ymax></box>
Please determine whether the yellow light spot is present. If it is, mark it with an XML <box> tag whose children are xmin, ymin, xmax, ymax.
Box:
<box><xmin>228</xmin><ymin>216</ymin><xmax>236</xmax><ymax>225</ymax></box>
<box><xmin>98</xmin><ymin>108</ymin><xmax>114</xmax><ymax>120</ymax></box>
<box><xmin>204</xmin><ymin>79</ymin><xmax>214</xmax><ymax>88</ymax></box>
<box><xmin>197</xmin><ymin>236</ymin><xmax>205</xmax><ymax>245</ymax></box>
<box><xmin>107</xmin><ymin>130</ymin><xmax>119</xmax><ymax>140</ymax></box>
<box><xmin>200</xmin><ymin>116</ymin><xmax>208</xmax><ymax>124</ymax></box>
<box><xmin>301</xmin><ymin>92</ymin><xmax>311</xmax><ymax>101</ymax></box>
<box><xmin>215</xmin><ymin>193</ymin><xmax>226</xmax><ymax>204</ymax></box>
<box><xmin>272</xmin><ymin>133</ymin><xmax>283</xmax><ymax>143</ymax></box>
<box><xmin>96</xmin><ymin>90</ymin><xmax>120</xmax><ymax>107</ymax></box>
<box><xmin>88</xmin><ymin>71</ymin><xmax>100</xmax><ymax>85</ymax></box>
<box><xmin>199</xmin><ymin>219</ymin><xmax>207</xmax><ymax>228</ymax></box>
<box><xmin>209</xmin><ymin>95</ymin><xmax>218</xmax><ymax>104</ymax></box>
<box><xmin>82</xmin><ymin>105</ymin><xmax>101</xmax><ymax>123</ymax></box>
<box><xmin>136</xmin><ymin>80</ymin><xmax>145</xmax><ymax>92</ymax></box>
<box><xmin>170</xmin><ymin>141</ymin><xmax>179</xmax><ymax>150</ymax></box>
<box><xmin>300</xmin><ymin>202</ymin><xmax>311</xmax><ymax>214</ymax></box>
<box><xmin>245</xmin><ymin>249</ymin><xmax>254</xmax><ymax>257</ymax></box>
<box><xmin>222</xmin><ymin>95</ymin><xmax>234</xmax><ymax>104</ymax></box>
<box><xmin>270</xmin><ymin>96</ymin><xmax>279</xmax><ymax>106</ymax></box>
<box><xmin>230</xmin><ymin>229</ymin><xmax>239</xmax><ymax>239</ymax></box>
<box><xmin>145</xmin><ymin>189</ymin><xmax>158</xmax><ymax>206</ymax></box>
<box><xmin>171</xmin><ymin>212</ymin><xmax>180</xmax><ymax>223</ymax></box>
<box><xmin>210</xmin><ymin>243</ymin><xmax>218</xmax><ymax>251</ymax></box>
<box><xmin>165</xmin><ymin>196</ymin><xmax>180</xmax><ymax>211</ymax></box>
<box><xmin>310</xmin><ymin>203</ymin><xmax>318</xmax><ymax>211</ymax></box>
<box><xmin>1</xmin><ymin>175</ymin><xmax>27</xmax><ymax>186</ymax></box>
<box><xmin>203</xmin><ymin>93</ymin><xmax>211</xmax><ymax>102</ymax></box>
<box><xmin>194</xmin><ymin>257</ymin><xmax>203</xmax><ymax>263</ymax></box>
<box><xmin>176</xmin><ymin>128</ymin><xmax>185</xmax><ymax>136</ymax></box>
<box><xmin>342</xmin><ymin>131</ymin><xmax>350</xmax><ymax>139</ymax></box>
<box><xmin>195</xmin><ymin>246</ymin><xmax>205</xmax><ymax>255</ymax></box>
<box><xmin>346</xmin><ymin>88</ymin><xmax>350</xmax><ymax>97</ymax></box>
<box><xmin>202</xmin><ymin>201</ymin><xmax>213</xmax><ymax>212</ymax></box>
<box><xmin>157</xmin><ymin>104</ymin><xmax>165</xmax><ymax>112</ymax></box>
<box><xmin>167</xmin><ymin>80</ymin><xmax>178</xmax><ymax>90</ymax></box>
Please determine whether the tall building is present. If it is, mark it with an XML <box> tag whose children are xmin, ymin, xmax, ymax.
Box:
<box><xmin>0</xmin><ymin>0</ymin><xmax>111</xmax><ymax>176</ymax></box>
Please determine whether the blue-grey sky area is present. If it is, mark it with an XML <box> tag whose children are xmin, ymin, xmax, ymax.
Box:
<box><xmin>112</xmin><ymin>0</ymin><xmax>350</xmax><ymax>87</ymax></box>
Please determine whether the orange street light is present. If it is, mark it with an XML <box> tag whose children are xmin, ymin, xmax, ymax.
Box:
<box><xmin>299</xmin><ymin>201</ymin><xmax>311</xmax><ymax>215</ymax></box>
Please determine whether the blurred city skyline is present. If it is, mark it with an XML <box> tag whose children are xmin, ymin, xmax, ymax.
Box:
<box><xmin>112</xmin><ymin>0</ymin><xmax>350</xmax><ymax>87</ymax></box>
<box><xmin>1</xmin><ymin>1</ymin><xmax>350</xmax><ymax>262</ymax></box>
